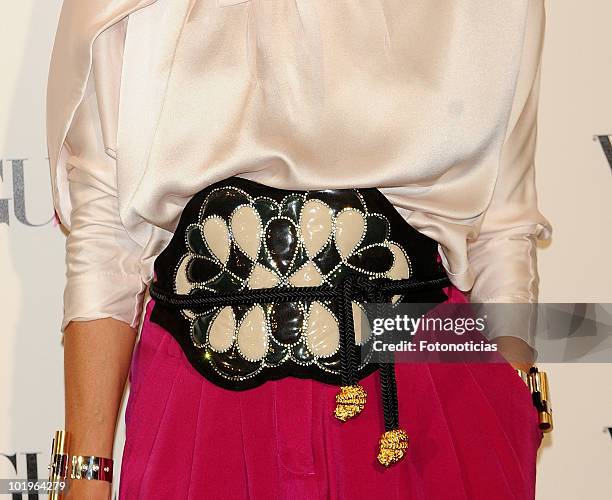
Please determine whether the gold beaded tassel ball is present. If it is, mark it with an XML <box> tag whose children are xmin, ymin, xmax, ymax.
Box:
<box><xmin>377</xmin><ymin>428</ymin><xmax>409</xmax><ymax>467</ymax></box>
<box><xmin>334</xmin><ymin>385</ymin><xmax>367</xmax><ymax>421</ymax></box>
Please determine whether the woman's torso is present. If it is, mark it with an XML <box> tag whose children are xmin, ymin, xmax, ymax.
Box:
<box><xmin>64</xmin><ymin>0</ymin><xmax>536</xmax><ymax>290</ymax></box>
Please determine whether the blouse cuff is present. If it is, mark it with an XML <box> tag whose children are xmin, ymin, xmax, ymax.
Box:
<box><xmin>470</xmin><ymin>294</ymin><xmax>540</xmax><ymax>363</ymax></box>
<box><xmin>61</xmin><ymin>272</ymin><xmax>147</xmax><ymax>333</ymax></box>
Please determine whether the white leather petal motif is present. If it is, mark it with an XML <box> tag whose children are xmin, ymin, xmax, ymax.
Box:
<box><xmin>335</xmin><ymin>209</ymin><xmax>365</xmax><ymax>259</ymax></box>
<box><xmin>305</xmin><ymin>301</ymin><xmax>340</xmax><ymax>358</ymax></box>
<box><xmin>208</xmin><ymin>306</ymin><xmax>236</xmax><ymax>353</ymax></box>
<box><xmin>202</xmin><ymin>216</ymin><xmax>230</xmax><ymax>264</ymax></box>
<box><xmin>248</xmin><ymin>264</ymin><xmax>280</xmax><ymax>289</ymax></box>
<box><xmin>299</xmin><ymin>199</ymin><xmax>333</xmax><ymax>257</ymax></box>
<box><xmin>387</xmin><ymin>243</ymin><xmax>411</xmax><ymax>280</ymax></box>
<box><xmin>231</xmin><ymin>205</ymin><xmax>261</xmax><ymax>260</ymax></box>
<box><xmin>175</xmin><ymin>254</ymin><xmax>197</xmax><ymax>319</ymax></box>
<box><xmin>237</xmin><ymin>305</ymin><xmax>268</xmax><ymax>361</ymax></box>
<box><xmin>387</xmin><ymin>242</ymin><xmax>412</xmax><ymax>303</ymax></box>
<box><xmin>175</xmin><ymin>254</ymin><xmax>194</xmax><ymax>294</ymax></box>
<box><xmin>352</xmin><ymin>302</ymin><xmax>371</xmax><ymax>345</ymax></box>
<box><xmin>289</xmin><ymin>262</ymin><xmax>323</xmax><ymax>287</ymax></box>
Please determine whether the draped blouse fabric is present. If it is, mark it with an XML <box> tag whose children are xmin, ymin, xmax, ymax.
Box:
<box><xmin>47</xmin><ymin>0</ymin><xmax>552</xmax><ymax>338</ymax></box>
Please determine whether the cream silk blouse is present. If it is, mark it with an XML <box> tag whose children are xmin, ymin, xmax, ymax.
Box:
<box><xmin>46</xmin><ymin>0</ymin><xmax>552</xmax><ymax>339</ymax></box>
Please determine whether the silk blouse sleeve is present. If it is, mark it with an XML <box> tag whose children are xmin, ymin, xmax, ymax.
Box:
<box><xmin>465</xmin><ymin>1</ymin><xmax>553</xmax><ymax>348</ymax></box>
<box><xmin>49</xmin><ymin>18</ymin><xmax>147</xmax><ymax>333</ymax></box>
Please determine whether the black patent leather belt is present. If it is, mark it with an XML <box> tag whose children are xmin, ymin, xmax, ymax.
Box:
<box><xmin>148</xmin><ymin>176</ymin><xmax>451</xmax><ymax>466</ymax></box>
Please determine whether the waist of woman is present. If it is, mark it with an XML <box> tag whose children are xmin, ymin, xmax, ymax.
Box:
<box><xmin>147</xmin><ymin>175</ymin><xmax>451</xmax><ymax>466</ymax></box>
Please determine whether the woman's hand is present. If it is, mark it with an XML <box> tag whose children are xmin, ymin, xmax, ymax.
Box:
<box><xmin>63</xmin><ymin>317</ymin><xmax>138</xmax><ymax>496</ymax></box>
<box><xmin>493</xmin><ymin>335</ymin><xmax>536</xmax><ymax>372</ymax></box>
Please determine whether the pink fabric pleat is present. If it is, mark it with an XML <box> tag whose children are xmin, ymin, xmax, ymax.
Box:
<box><xmin>119</xmin><ymin>285</ymin><xmax>543</xmax><ymax>500</ymax></box>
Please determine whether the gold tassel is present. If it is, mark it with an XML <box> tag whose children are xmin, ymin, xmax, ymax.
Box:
<box><xmin>334</xmin><ymin>385</ymin><xmax>367</xmax><ymax>421</ymax></box>
<box><xmin>377</xmin><ymin>429</ymin><xmax>409</xmax><ymax>467</ymax></box>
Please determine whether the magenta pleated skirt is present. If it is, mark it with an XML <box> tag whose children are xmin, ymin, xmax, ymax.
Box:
<box><xmin>119</xmin><ymin>284</ymin><xmax>543</xmax><ymax>500</ymax></box>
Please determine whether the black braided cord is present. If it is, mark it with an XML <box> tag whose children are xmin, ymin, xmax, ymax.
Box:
<box><xmin>149</xmin><ymin>274</ymin><xmax>451</xmax><ymax>309</ymax></box>
<box><xmin>379</xmin><ymin>362</ymin><xmax>401</xmax><ymax>431</ymax></box>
